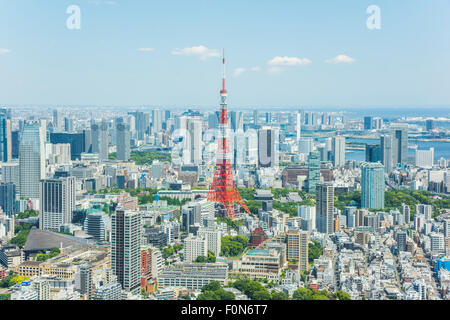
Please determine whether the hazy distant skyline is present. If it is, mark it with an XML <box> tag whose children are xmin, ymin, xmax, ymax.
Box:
<box><xmin>1</xmin><ymin>0</ymin><xmax>450</xmax><ymax>108</ymax></box>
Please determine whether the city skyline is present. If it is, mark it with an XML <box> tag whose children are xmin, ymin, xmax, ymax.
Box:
<box><xmin>1</xmin><ymin>0</ymin><xmax>450</xmax><ymax>107</ymax></box>
<box><xmin>0</xmin><ymin>1</ymin><xmax>449</xmax><ymax>304</ymax></box>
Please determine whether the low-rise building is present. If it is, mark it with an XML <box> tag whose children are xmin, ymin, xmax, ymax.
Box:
<box><xmin>232</xmin><ymin>249</ymin><xmax>282</xmax><ymax>281</ymax></box>
<box><xmin>158</xmin><ymin>263</ymin><xmax>228</xmax><ymax>290</ymax></box>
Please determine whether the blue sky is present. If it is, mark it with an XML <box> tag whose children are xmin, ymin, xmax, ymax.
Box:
<box><xmin>0</xmin><ymin>0</ymin><xmax>449</xmax><ymax>109</ymax></box>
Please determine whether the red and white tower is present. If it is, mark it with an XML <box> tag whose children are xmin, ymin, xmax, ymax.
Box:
<box><xmin>207</xmin><ymin>50</ymin><xmax>251</xmax><ymax>220</ymax></box>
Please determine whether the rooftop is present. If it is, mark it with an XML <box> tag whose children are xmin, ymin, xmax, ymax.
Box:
<box><xmin>23</xmin><ymin>228</ymin><xmax>94</xmax><ymax>252</ymax></box>
<box><xmin>247</xmin><ymin>249</ymin><xmax>270</xmax><ymax>256</ymax></box>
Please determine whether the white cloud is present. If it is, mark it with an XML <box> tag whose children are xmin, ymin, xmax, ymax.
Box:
<box><xmin>326</xmin><ymin>54</ymin><xmax>355</xmax><ymax>64</ymax></box>
<box><xmin>268</xmin><ymin>56</ymin><xmax>312</xmax><ymax>66</ymax></box>
<box><xmin>0</xmin><ymin>49</ymin><xmax>11</xmax><ymax>54</ymax></box>
<box><xmin>137</xmin><ymin>48</ymin><xmax>155</xmax><ymax>52</ymax></box>
<box><xmin>171</xmin><ymin>45</ymin><xmax>220</xmax><ymax>60</ymax></box>
<box><xmin>233</xmin><ymin>68</ymin><xmax>246</xmax><ymax>77</ymax></box>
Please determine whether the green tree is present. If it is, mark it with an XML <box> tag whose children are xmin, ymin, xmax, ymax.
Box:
<box><xmin>0</xmin><ymin>293</ymin><xmax>11</xmax><ymax>300</ymax></box>
<box><xmin>36</xmin><ymin>247</ymin><xmax>60</xmax><ymax>262</ymax></box>
<box><xmin>162</xmin><ymin>246</ymin><xmax>175</xmax><ymax>259</ymax></box>
<box><xmin>292</xmin><ymin>288</ymin><xmax>313</xmax><ymax>300</ymax></box>
<box><xmin>9</xmin><ymin>223</ymin><xmax>34</xmax><ymax>248</ymax></box>
<box><xmin>201</xmin><ymin>281</ymin><xmax>222</xmax><ymax>292</ymax></box>
<box><xmin>334</xmin><ymin>290</ymin><xmax>351</xmax><ymax>300</ymax></box>
<box><xmin>221</xmin><ymin>235</ymin><xmax>248</xmax><ymax>257</ymax></box>
<box><xmin>293</xmin><ymin>287</ymin><xmax>330</xmax><ymax>300</ymax></box>
<box><xmin>270</xmin><ymin>291</ymin><xmax>290</xmax><ymax>300</ymax></box>
<box><xmin>232</xmin><ymin>279</ymin><xmax>271</xmax><ymax>300</ymax></box>
<box><xmin>17</xmin><ymin>210</ymin><xmax>39</xmax><ymax>220</ymax></box>
<box><xmin>197</xmin><ymin>281</ymin><xmax>235</xmax><ymax>300</ymax></box>
<box><xmin>308</xmin><ymin>240</ymin><xmax>323</xmax><ymax>264</ymax></box>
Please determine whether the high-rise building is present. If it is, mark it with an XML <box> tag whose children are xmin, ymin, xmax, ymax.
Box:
<box><xmin>356</xmin><ymin>209</ymin><xmax>368</xmax><ymax>228</ymax></box>
<box><xmin>0</xmin><ymin>113</ymin><xmax>11</xmax><ymax>162</ymax></box>
<box><xmin>401</xmin><ymin>203</ymin><xmax>411</xmax><ymax>225</ymax></box>
<box><xmin>344</xmin><ymin>207</ymin><xmax>357</xmax><ymax>228</ymax></box>
<box><xmin>141</xmin><ymin>246</ymin><xmax>164</xmax><ymax>281</ymax></box>
<box><xmin>0</xmin><ymin>183</ymin><xmax>17</xmax><ymax>216</ymax></box>
<box><xmin>361</xmin><ymin>162</ymin><xmax>385</xmax><ymax>210</ymax></box>
<box><xmin>11</xmin><ymin>130</ymin><xmax>19</xmax><ymax>159</ymax></box>
<box><xmin>186</xmin><ymin>118</ymin><xmax>202</xmax><ymax>165</ymax></box>
<box><xmin>39</xmin><ymin>177</ymin><xmax>76</xmax><ymax>231</ymax></box>
<box><xmin>321</xmin><ymin>112</ymin><xmax>331</xmax><ymax>127</ymax></box>
<box><xmin>152</xmin><ymin>109</ymin><xmax>163</xmax><ymax>133</ymax></box>
<box><xmin>415</xmin><ymin>204</ymin><xmax>433</xmax><ymax>221</ymax></box>
<box><xmin>75</xmin><ymin>264</ymin><xmax>93</xmax><ymax>300</ymax></box>
<box><xmin>32</xmin><ymin>278</ymin><xmax>50</xmax><ymax>300</ymax></box>
<box><xmin>364</xmin><ymin>214</ymin><xmax>380</xmax><ymax>231</ymax></box>
<box><xmin>52</xmin><ymin>109</ymin><xmax>63</xmax><ymax>132</ymax></box>
<box><xmin>415</xmin><ymin>148</ymin><xmax>434</xmax><ymax>169</ymax></box>
<box><xmin>287</xmin><ymin>229</ymin><xmax>309</xmax><ymax>272</ymax></box>
<box><xmin>208</xmin><ymin>112</ymin><xmax>219</xmax><ymax>130</ymax></box>
<box><xmin>298</xmin><ymin>206</ymin><xmax>316</xmax><ymax>231</ymax></box>
<box><xmin>332</xmin><ymin>135</ymin><xmax>346</xmax><ymax>167</ymax></box>
<box><xmin>253</xmin><ymin>110</ymin><xmax>259</xmax><ymax>125</ymax></box>
<box><xmin>1</xmin><ymin>161</ymin><xmax>19</xmax><ymax>190</ymax></box>
<box><xmin>230</xmin><ymin>111</ymin><xmax>244</xmax><ymax>132</ymax></box>
<box><xmin>84</xmin><ymin>211</ymin><xmax>110</xmax><ymax>241</ymax></box>
<box><xmin>444</xmin><ymin>219</ymin><xmax>450</xmax><ymax>239</ymax></box>
<box><xmin>64</xmin><ymin>117</ymin><xmax>74</xmax><ymax>133</ymax></box>
<box><xmin>134</xmin><ymin>111</ymin><xmax>149</xmax><ymax>140</ymax></box>
<box><xmin>91</xmin><ymin>120</ymin><xmax>109</xmax><ymax>161</ymax></box>
<box><xmin>295</xmin><ymin>112</ymin><xmax>301</xmax><ymax>144</ymax></box>
<box><xmin>232</xmin><ymin>130</ymin><xmax>246</xmax><ymax>169</ymax></box>
<box><xmin>372</xmin><ymin>117</ymin><xmax>383</xmax><ymax>130</ymax></box>
<box><xmin>306</xmin><ymin>151</ymin><xmax>320</xmax><ymax>193</ymax></box>
<box><xmin>364</xmin><ymin>116</ymin><xmax>373</xmax><ymax>130</ymax></box>
<box><xmin>0</xmin><ymin>213</ymin><xmax>14</xmax><ymax>239</ymax></box>
<box><xmin>198</xmin><ymin>228</ymin><xmax>221</xmax><ymax>257</ymax></box>
<box><xmin>178</xmin><ymin>117</ymin><xmax>202</xmax><ymax>165</ymax></box>
<box><xmin>49</xmin><ymin>132</ymin><xmax>86</xmax><ymax>161</ymax></box>
<box><xmin>425</xmin><ymin>119</ymin><xmax>434</xmax><ymax>132</ymax></box>
<box><xmin>365</xmin><ymin>144</ymin><xmax>381</xmax><ymax>163</ymax></box>
<box><xmin>298</xmin><ymin>138</ymin><xmax>313</xmax><ymax>155</ymax></box>
<box><xmin>390</xmin><ymin>123</ymin><xmax>409</xmax><ymax>165</ymax></box>
<box><xmin>265</xmin><ymin>112</ymin><xmax>271</xmax><ymax>124</ymax></box>
<box><xmin>430</xmin><ymin>233</ymin><xmax>445</xmax><ymax>253</ymax></box>
<box><xmin>164</xmin><ymin>110</ymin><xmax>171</xmax><ymax>123</ymax></box>
<box><xmin>316</xmin><ymin>183</ymin><xmax>334</xmax><ymax>234</ymax></box>
<box><xmin>184</xmin><ymin>235</ymin><xmax>207</xmax><ymax>263</ymax></box>
<box><xmin>258</xmin><ymin>128</ymin><xmax>278</xmax><ymax>168</ymax></box>
<box><xmin>19</xmin><ymin>121</ymin><xmax>45</xmax><ymax>199</ymax></box>
<box><xmin>111</xmin><ymin>208</ymin><xmax>142</xmax><ymax>293</ymax></box>
<box><xmin>380</xmin><ymin>135</ymin><xmax>393</xmax><ymax>173</ymax></box>
<box><xmin>397</xmin><ymin>230</ymin><xmax>407</xmax><ymax>252</ymax></box>
<box><xmin>116</xmin><ymin>119</ymin><xmax>131</xmax><ymax>161</ymax></box>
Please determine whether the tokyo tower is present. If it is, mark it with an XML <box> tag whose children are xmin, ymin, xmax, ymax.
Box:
<box><xmin>207</xmin><ymin>50</ymin><xmax>251</xmax><ymax>220</ymax></box>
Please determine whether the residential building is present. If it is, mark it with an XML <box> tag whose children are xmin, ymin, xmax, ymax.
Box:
<box><xmin>360</xmin><ymin>162</ymin><xmax>385</xmax><ymax>210</ymax></box>
<box><xmin>316</xmin><ymin>183</ymin><xmax>334</xmax><ymax>234</ymax></box>
<box><xmin>39</xmin><ymin>177</ymin><xmax>76</xmax><ymax>231</ymax></box>
<box><xmin>111</xmin><ymin>209</ymin><xmax>142</xmax><ymax>293</ymax></box>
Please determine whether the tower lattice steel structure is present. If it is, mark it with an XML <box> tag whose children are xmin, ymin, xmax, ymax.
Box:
<box><xmin>207</xmin><ymin>50</ymin><xmax>251</xmax><ymax>220</ymax></box>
